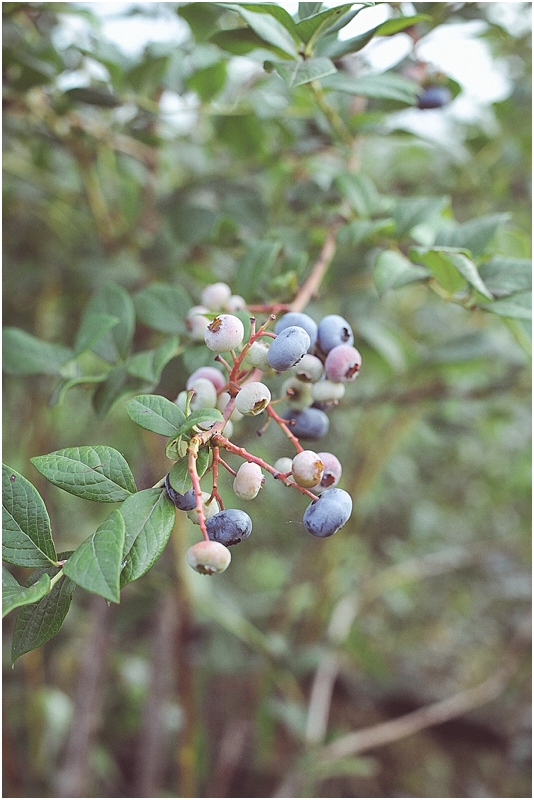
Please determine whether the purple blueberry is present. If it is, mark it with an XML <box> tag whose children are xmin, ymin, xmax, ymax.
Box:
<box><xmin>206</xmin><ymin>508</ymin><xmax>252</xmax><ymax>546</ymax></box>
<box><xmin>303</xmin><ymin>488</ymin><xmax>352</xmax><ymax>537</ymax></box>
<box><xmin>283</xmin><ymin>407</ymin><xmax>330</xmax><ymax>440</ymax></box>
<box><xmin>417</xmin><ymin>86</ymin><xmax>452</xmax><ymax>110</ymax></box>
<box><xmin>165</xmin><ymin>474</ymin><xmax>197</xmax><ymax>511</ymax></box>
<box><xmin>317</xmin><ymin>315</ymin><xmax>354</xmax><ymax>354</ymax></box>
<box><xmin>274</xmin><ymin>312</ymin><xmax>318</xmax><ymax>350</ymax></box>
<box><xmin>267</xmin><ymin>326</ymin><xmax>311</xmax><ymax>372</ymax></box>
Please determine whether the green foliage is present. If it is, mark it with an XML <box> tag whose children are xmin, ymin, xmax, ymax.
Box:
<box><xmin>2</xmin><ymin>2</ymin><xmax>530</xmax><ymax>797</ymax></box>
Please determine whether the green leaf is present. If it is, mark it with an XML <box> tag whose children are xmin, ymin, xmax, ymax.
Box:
<box><xmin>2</xmin><ymin>465</ymin><xmax>57</xmax><ymax>568</ymax></box>
<box><xmin>3</xmin><ymin>570</ymin><xmax>51</xmax><ymax>618</ymax></box>
<box><xmin>168</xmin><ymin>448</ymin><xmax>211</xmax><ymax>494</ymax></box>
<box><xmin>392</xmin><ymin>196</ymin><xmax>449</xmax><ymax>237</ymax></box>
<box><xmin>320</xmin><ymin>14</ymin><xmax>430</xmax><ymax>58</ymax></box>
<box><xmin>11</xmin><ymin>557</ymin><xmax>76</xmax><ymax>664</ymax></box>
<box><xmin>211</xmin><ymin>27</ymin><xmax>289</xmax><ymax>56</ymax></box>
<box><xmin>30</xmin><ymin>446</ymin><xmax>137</xmax><ymax>503</ymax></box>
<box><xmin>340</xmin><ymin>218</ymin><xmax>395</xmax><ymax>245</ymax></box>
<box><xmin>321</xmin><ymin>72</ymin><xmax>420</xmax><ymax>103</ymax></box>
<box><xmin>230</xmin><ymin>3</ymin><xmax>299</xmax><ymax>39</ymax></box>
<box><xmin>63</xmin><ymin>509</ymin><xmax>125</xmax><ymax>603</ymax></box>
<box><xmin>133</xmin><ymin>283</ymin><xmax>192</xmax><ymax>333</ymax></box>
<box><xmin>170</xmin><ymin>205</ymin><xmax>219</xmax><ymax>245</ymax></box>
<box><xmin>435</xmin><ymin>213</ymin><xmax>510</xmax><ymax>258</ymax></box>
<box><xmin>126</xmin><ymin>337</ymin><xmax>181</xmax><ymax>383</ymax></box>
<box><xmin>92</xmin><ymin>365</ymin><xmax>139</xmax><ymax>419</ymax></box>
<box><xmin>48</xmin><ymin>374</ymin><xmax>108</xmax><ymax>408</ymax></box>
<box><xmin>224</xmin><ymin>4</ymin><xmax>298</xmax><ymax>57</ymax></box>
<box><xmin>65</xmin><ymin>86</ymin><xmax>121</xmax><ymax>107</ymax></box>
<box><xmin>234</xmin><ymin>240</ymin><xmax>282</xmax><ymax>300</ymax></box>
<box><xmin>74</xmin><ymin>312</ymin><xmax>119</xmax><ymax>357</ymax></box>
<box><xmin>2</xmin><ymin>328</ymin><xmax>73</xmax><ymax>376</ymax></box>
<box><xmin>84</xmin><ymin>284</ymin><xmax>135</xmax><ymax>363</ymax></box>
<box><xmin>297</xmin><ymin>3</ymin><xmax>323</xmax><ymax>20</ymax></box>
<box><xmin>295</xmin><ymin>4</ymin><xmax>355</xmax><ymax>45</ymax></box>
<box><xmin>480</xmin><ymin>292</ymin><xmax>532</xmax><ymax>321</ymax></box>
<box><xmin>120</xmin><ymin>489</ymin><xmax>176</xmax><ymax>587</ymax></box>
<box><xmin>178</xmin><ymin>3</ymin><xmax>224</xmax><ymax>41</ymax></box>
<box><xmin>267</xmin><ymin>57</ymin><xmax>337</xmax><ymax>87</ymax></box>
<box><xmin>214</xmin><ymin>115</ymin><xmax>266</xmax><ymax>158</ymax></box>
<box><xmin>173</xmin><ymin>408</ymin><xmax>224</xmax><ymax>439</ymax></box>
<box><xmin>186</xmin><ymin>60</ymin><xmax>227</xmax><ymax>102</ymax></box>
<box><xmin>410</xmin><ymin>247</ymin><xmax>493</xmax><ymax>299</ymax></box>
<box><xmin>334</xmin><ymin>173</ymin><xmax>391</xmax><ymax>218</ymax></box>
<box><xmin>125</xmin><ymin>394</ymin><xmax>186</xmax><ymax>436</ymax></box>
<box><xmin>478</xmin><ymin>257</ymin><xmax>532</xmax><ymax>298</ymax></box>
<box><xmin>373</xmin><ymin>250</ymin><xmax>430</xmax><ymax>297</ymax></box>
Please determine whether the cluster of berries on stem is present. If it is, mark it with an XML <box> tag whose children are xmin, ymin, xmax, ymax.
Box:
<box><xmin>166</xmin><ymin>280</ymin><xmax>360</xmax><ymax>575</ymax></box>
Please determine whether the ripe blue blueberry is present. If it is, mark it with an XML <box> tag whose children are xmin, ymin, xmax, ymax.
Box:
<box><xmin>303</xmin><ymin>488</ymin><xmax>352</xmax><ymax>537</ymax></box>
<box><xmin>267</xmin><ymin>326</ymin><xmax>311</xmax><ymax>372</ymax></box>
<box><xmin>317</xmin><ymin>315</ymin><xmax>354</xmax><ymax>353</ymax></box>
<box><xmin>274</xmin><ymin>312</ymin><xmax>318</xmax><ymax>350</ymax></box>
<box><xmin>284</xmin><ymin>407</ymin><xmax>330</xmax><ymax>440</ymax></box>
<box><xmin>417</xmin><ymin>86</ymin><xmax>452</xmax><ymax>109</ymax></box>
<box><xmin>206</xmin><ymin>508</ymin><xmax>253</xmax><ymax>546</ymax></box>
<box><xmin>165</xmin><ymin>474</ymin><xmax>197</xmax><ymax>511</ymax></box>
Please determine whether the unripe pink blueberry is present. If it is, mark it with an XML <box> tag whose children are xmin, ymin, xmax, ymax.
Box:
<box><xmin>291</xmin><ymin>450</ymin><xmax>324</xmax><ymax>488</ymax></box>
<box><xmin>186</xmin><ymin>540</ymin><xmax>231</xmax><ymax>575</ymax></box>
<box><xmin>187</xmin><ymin>366</ymin><xmax>226</xmax><ymax>393</ymax></box>
<box><xmin>204</xmin><ymin>314</ymin><xmax>245</xmax><ymax>353</ymax></box>
<box><xmin>235</xmin><ymin>381</ymin><xmax>271</xmax><ymax>415</ymax></box>
<box><xmin>324</xmin><ymin>344</ymin><xmax>362</xmax><ymax>382</ymax></box>
<box><xmin>312</xmin><ymin>452</ymin><xmax>342</xmax><ymax>493</ymax></box>
<box><xmin>201</xmin><ymin>282</ymin><xmax>232</xmax><ymax>311</ymax></box>
<box><xmin>311</xmin><ymin>379</ymin><xmax>346</xmax><ymax>403</ymax></box>
<box><xmin>233</xmin><ymin>462</ymin><xmax>264</xmax><ymax>500</ymax></box>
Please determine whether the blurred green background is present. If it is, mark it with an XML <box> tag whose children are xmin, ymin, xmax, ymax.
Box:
<box><xmin>3</xmin><ymin>2</ymin><xmax>531</xmax><ymax>797</ymax></box>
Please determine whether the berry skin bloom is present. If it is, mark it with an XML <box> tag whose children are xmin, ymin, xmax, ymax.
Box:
<box><xmin>324</xmin><ymin>344</ymin><xmax>362</xmax><ymax>382</ymax></box>
<box><xmin>284</xmin><ymin>407</ymin><xmax>330</xmax><ymax>440</ymax></box>
<box><xmin>233</xmin><ymin>462</ymin><xmax>264</xmax><ymax>500</ymax></box>
<box><xmin>206</xmin><ymin>508</ymin><xmax>253</xmax><ymax>546</ymax></box>
<box><xmin>267</xmin><ymin>326</ymin><xmax>311</xmax><ymax>372</ymax></box>
<box><xmin>274</xmin><ymin>312</ymin><xmax>318</xmax><ymax>350</ymax></box>
<box><xmin>303</xmin><ymin>488</ymin><xmax>352</xmax><ymax>537</ymax></box>
<box><xmin>201</xmin><ymin>282</ymin><xmax>232</xmax><ymax>311</ymax></box>
<box><xmin>165</xmin><ymin>475</ymin><xmax>197</xmax><ymax>510</ymax></box>
<box><xmin>204</xmin><ymin>314</ymin><xmax>245</xmax><ymax>352</ymax></box>
<box><xmin>186</xmin><ymin>540</ymin><xmax>231</xmax><ymax>575</ymax></box>
<box><xmin>317</xmin><ymin>314</ymin><xmax>354</xmax><ymax>353</ymax></box>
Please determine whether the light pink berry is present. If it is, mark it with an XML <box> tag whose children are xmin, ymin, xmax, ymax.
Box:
<box><xmin>324</xmin><ymin>344</ymin><xmax>362</xmax><ymax>382</ymax></box>
<box><xmin>233</xmin><ymin>462</ymin><xmax>264</xmax><ymax>500</ymax></box>
<box><xmin>186</xmin><ymin>540</ymin><xmax>231</xmax><ymax>574</ymax></box>
<box><xmin>204</xmin><ymin>314</ymin><xmax>245</xmax><ymax>353</ymax></box>
<box><xmin>291</xmin><ymin>450</ymin><xmax>324</xmax><ymax>488</ymax></box>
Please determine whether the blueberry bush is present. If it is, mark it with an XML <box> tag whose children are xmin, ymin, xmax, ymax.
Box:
<box><xmin>3</xmin><ymin>2</ymin><xmax>531</xmax><ymax>797</ymax></box>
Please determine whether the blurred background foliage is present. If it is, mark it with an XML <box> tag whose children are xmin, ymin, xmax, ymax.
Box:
<box><xmin>2</xmin><ymin>1</ymin><xmax>531</xmax><ymax>797</ymax></box>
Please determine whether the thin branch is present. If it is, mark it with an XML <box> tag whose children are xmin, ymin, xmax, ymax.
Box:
<box><xmin>289</xmin><ymin>220</ymin><xmax>343</xmax><ymax>313</ymax></box>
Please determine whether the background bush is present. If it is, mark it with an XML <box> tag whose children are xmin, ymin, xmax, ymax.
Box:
<box><xmin>3</xmin><ymin>2</ymin><xmax>531</xmax><ymax>797</ymax></box>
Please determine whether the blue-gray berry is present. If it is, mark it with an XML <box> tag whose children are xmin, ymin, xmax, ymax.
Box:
<box><xmin>303</xmin><ymin>488</ymin><xmax>352</xmax><ymax>537</ymax></box>
<box><xmin>165</xmin><ymin>475</ymin><xmax>197</xmax><ymax>511</ymax></box>
<box><xmin>206</xmin><ymin>508</ymin><xmax>252</xmax><ymax>546</ymax></box>
<box><xmin>317</xmin><ymin>315</ymin><xmax>354</xmax><ymax>354</ymax></box>
<box><xmin>283</xmin><ymin>407</ymin><xmax>330</xmax><ymax>440</ymax></box>
<box><xmin>274</xmin><ymin>312</ymin><xmax>318</xmax><ymax>350</ymax></box>
<box><xmin>267</xmin><ymin>326</ymin><xmax>311</xmax><ymax>372</ymax></box>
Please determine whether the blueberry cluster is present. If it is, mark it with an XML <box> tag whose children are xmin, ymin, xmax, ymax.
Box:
<box><xmin>167</xmin><ymin>282</ymin><xmax>358</xmax><ymax>575</ymax></box>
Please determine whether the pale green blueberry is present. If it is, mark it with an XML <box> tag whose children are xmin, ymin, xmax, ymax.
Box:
<box><xmin>186</xmin><ymin>492</ymin><xmax>220</xmax><ymax>525</ymax></box>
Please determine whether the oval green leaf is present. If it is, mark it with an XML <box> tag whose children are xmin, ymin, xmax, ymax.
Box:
<box><xmin>30</xmin><ymin>446</ymin><xmax>137</xmax><ymax>502</ymax></box>
<box><xmin>2</xmin><ymin>465</ymin><xmax>57</xmax><ymax>567</ymax></box>
<box><xmin>63</xmin><ymin>509</ymin><xmax>125</xmax><ymax>603</ymax></box>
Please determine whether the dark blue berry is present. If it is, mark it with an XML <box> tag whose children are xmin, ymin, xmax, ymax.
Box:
<box><xmin>317</xmin><ymin>315</ymin><xmax>354</xmax><ymax>354</ymax></box>
<box><xmin>284</xmin><ymin>407</ymin><xmax>330</xmax><ymax>440</ymax></box>
<box><xmin>417</xmin><ymin>86</ymin><xmax>452</xmax><ymax>109</ymax></box>
<box><xmin>165</xmin><ymin>474</ymin><xmax>197</xmax><ymax>511</ymax></box>
<box><xmin>267</xmin><ymin>326</ymin><xmax>311</xmax><ymax>372</ymax></box>
<box><xmin>274</xmin><ymin>312</ymin><xmax>318</xmax><ymax>350</ymax></box>
<box><xmin>303</xmin><ymin>488</ymin><xmax>352</xmax><ymax>537</ymax></box>
<box><xmin>206</xmin><ymin>508</ymin><xmax>252</xmax><ymax>546</ymax></box>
